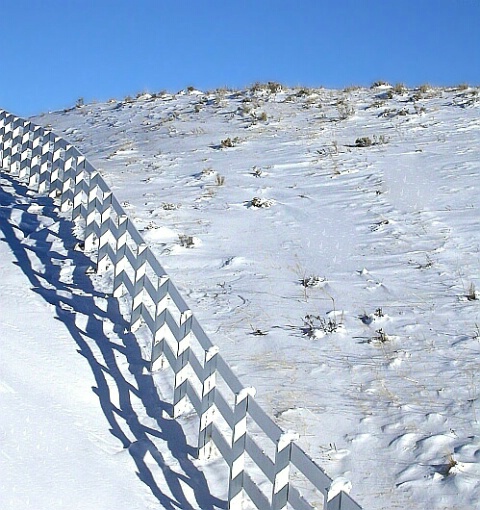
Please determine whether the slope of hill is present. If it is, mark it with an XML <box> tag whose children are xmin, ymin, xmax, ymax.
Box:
<box><xmin>31</xmin><ymin>83</ymin><xmax>480</xmax><ymax>509</ymax></box>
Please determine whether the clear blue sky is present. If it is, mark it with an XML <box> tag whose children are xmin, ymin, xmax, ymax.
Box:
<box><xmin>1</xmin><ymin>0</ymin><xmax>479</xmax><ymax>117</ymax></box>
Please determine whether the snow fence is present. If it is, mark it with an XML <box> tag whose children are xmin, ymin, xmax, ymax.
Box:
<box><xmin>0</xmin><ymin>109</ymin><xmax>363</xmax><ymax>510</ymax></box>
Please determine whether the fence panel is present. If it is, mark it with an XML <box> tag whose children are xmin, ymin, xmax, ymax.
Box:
<box><xmin>0</xmin><ymin>110</ymin><xmax>364</xmax><ymax>510</ymax></box>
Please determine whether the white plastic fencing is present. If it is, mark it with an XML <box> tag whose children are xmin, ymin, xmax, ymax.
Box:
<box><xmin>0</xmin><ymin>109</ymin><xmax>364</xmax><ymax>510</ymax></box>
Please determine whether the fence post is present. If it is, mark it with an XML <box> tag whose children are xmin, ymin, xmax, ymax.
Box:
<box><xmin>198</xmin><ymin>345</ymin><xmax>219</xmax><ymax>460</ymax></box>
<box><xmin>228</xmin><ymin>386</ymin><xmax>256</xmax><ymax>510</ymax></box>
<box><xmin>150</xmin><ymin>276</ymin><xmax>170</xmax><ymax>371</ymax></box>
<box><xmin>112</xmin><ymin>215</ymin><xmax>129</xmax><ymax>297</ymax></box>
<box><xmin>84</xmin><ymin>170</ymin><xmax>99</xmax><ymax>251</ymax></box>
<box><xmin>130</xmin><ymin>243</ymin><xmax>148</xmax><ymax>331</ymax></box>
<box><xmin>38</xmin><ymin>131</ymin><xmax>54</xmax><ymax>194</ymax></box>
<box><xmin>72</xmin><ymin>156</ymin><xmax>87</xmax><ymax>221</ymax></box>
<box><xmin>28</xmin><ymin>129</ymin><xmax>43</xmax><ymax>189</ymax></box>
<box><xmin>0</xmin><ymin>115</ymin><xmax>17</xmax><ymax>172</ymax></box>
<box><xmin>96</xmin><ymin>191</ymin><xmax>113</xmax><ymax>274</ymax></box>
<box><xmin>10</xmin><ymin>120</ymin><xmax>23</xmax><ymax>175</ymax></box>
<box><xmin>271</xmin><ymin>431</ymin><xmax>299</xmax><ymax>510</ymax></box>
<box><xmin>172</xmin><ymin>310</ymin><xmax>193</xmax><ymax>418</ymax></box>
<box><xmin>0</xmin><ymin>112</ymin><xmax>8</xmax><ymax>168</ymax></box>
<box><xmin>20</xmin><ymin>124</ymin><xmax>36</xmax><ymax>180</ymax></box>
<box><xmin>49</xmin><ymin>137</ymin><xmax>66</xmax><ymax>200</ymax></box>
<box><xmin>60</xmin><ymin>146</ymin><xmax>79</xmax><ymax>212</ymax></box>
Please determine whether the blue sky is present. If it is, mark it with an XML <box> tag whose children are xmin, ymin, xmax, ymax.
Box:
<box><xmin>1</xmin><ymin>0</ymin><xmax>479</xmax><ymax>117</ymax></box>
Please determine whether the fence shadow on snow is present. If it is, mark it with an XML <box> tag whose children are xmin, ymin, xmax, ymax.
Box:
<box><xmin>0</xmin><ymin>109</ymin><xmax>364</xmax><ymax>510</ymax></box>
<box><xmin>0</xmin><ymin>173</ymin><xmax>223</xmax><ymax>510</ymax></box>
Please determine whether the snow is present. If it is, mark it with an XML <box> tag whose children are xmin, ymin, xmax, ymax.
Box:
<box><xmin>1</xmin><ymin>83</ymin><xmax>479</xmax><ymax>509</ymax></box>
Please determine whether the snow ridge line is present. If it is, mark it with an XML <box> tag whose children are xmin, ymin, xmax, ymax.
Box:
<box><xmin>0</xmin><ymin>109</ymin><xmax>363</xmax><ymax>510</ymax></box>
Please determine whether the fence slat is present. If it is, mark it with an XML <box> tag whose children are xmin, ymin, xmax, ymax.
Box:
<box><xmin>243</xmin><ymin>472</ymin><xmax>270</xmax><ymax>510</ymax></box>
<box><xmin>245</xmin><ymin>435</ymin><xmax>274</xmax><ymax>482</ymax></box>
<box><xmin>213</xmin><ymin>389</ymin><xmax>235</xmax><ymax>430</ymax></box>
<box><xmin>211</xmin><ymin>424</ymin><xmax>231</xmax><ymax>464</ymax></box>
<box><xmin>290</xmin><ymin>444</ymin><xmax>331</xmax><ymax>499</ymax></box>
<box><xmin>247</xmin><ymin>398</ymin><xmax>283</xmax><ymax>443</ymax></box>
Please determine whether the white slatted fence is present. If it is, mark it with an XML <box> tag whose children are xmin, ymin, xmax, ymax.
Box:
<box><xmin>0</xmin><ymin>109</ymin><xmax>364</xmax><ymax>510</ymax></box>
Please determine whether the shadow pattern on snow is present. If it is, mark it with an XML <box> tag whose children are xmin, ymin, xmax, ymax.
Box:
<box><xmin>0</xmin><ymin>174</ymin><xmax>225</xmax><ymax>510</ymax></box>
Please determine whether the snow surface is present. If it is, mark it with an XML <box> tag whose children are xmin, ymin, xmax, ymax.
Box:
<box><xmin>2</xmin><ymin>83</ymin><xmax>479</xmax><ymax>510</ymax></box>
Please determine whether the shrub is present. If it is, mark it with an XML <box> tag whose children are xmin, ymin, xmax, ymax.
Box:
<box><xmin>201</xmin><ymin>166</ymin><xmax>215</xmax><ymax>176</ymax></box>
<box><xmin>300</xmin><ymin>275</ymin><xmax>326</xmax><ymax>288</ymax></box>
<box><xmin>337</xmin><ymin>101</ymin><xmax>355</xmax><ymax>120</ymax></box>
<box><xmin>178</xmin><ymin>234</ymin><xmax>195</xmax><ymax>248</ymax></box>
<box><xmin>373</xmin><ymin>134</ymin><xmax>389</xmax><ymax>145</ymax></box>
<box><xmin>466</xmin><ymin>283</ymin><xmax>478</xmax><ymax>301</ymax></box>
<box><xmin>162</xmin><ymin>202</ymin><xmax>180</xmax><ymax>210</ymax></box>
<box><xmin>374</xmin><ymin>328</ymin><xmax>389</xmax><ymax>343</ymax></box>
<box><xmin>302</xmin><ymin>314</ymin><xmax>340</xmax><ymax>337</ymax></box>
<box><xmin>220</xmin><ymin>137</ymin><xmax>240</xmax><ymax>148</ymax></box>
<box><xmin>249</xmin><ymin>197</ymin><xmax>275</xmax><ymax>208</ymax></box>
<box><xmin>250</xmin><ymin>81</ymin><xmax>283</xmax><ymax>94</ymax></box>
<box><xmin>343</xmin><ymin>85</ymin><xmax>361</xmax><ymax>93</ymax></box>
<box><xmin>371</xmin><ymin>80</ymin><xmax>390</xmax><ymax>88</ymax></box>
<box><xmin>267</xmin><ymin>81</ymin><xmax>282</xmax><ymax>93</ymax></box>
<box><xmin>392</xmin><ymin>83</ymin><xmax>407</xmax><ymax>94</ymax></box>
<box><xmin>418</xmin><ymin>83</ymin><xmax>431</xmax><ymax>94</ymax></box>
<box><xmin>355</xmin><ymin>137</ymin><xmax>373</xmax><ymax>147</ymax></box>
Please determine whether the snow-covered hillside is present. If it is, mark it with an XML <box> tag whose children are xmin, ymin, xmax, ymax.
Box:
<box><xmin>18</xmin><ymin>82</ymin><xmax>480</xmax><ymax>509</ymax></box>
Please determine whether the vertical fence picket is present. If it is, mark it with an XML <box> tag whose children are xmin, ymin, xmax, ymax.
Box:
<box><xmin>0</xmin><ymin>116</ymin><xmax>16</xmax><ymax>172</ymax></box>
<box><xmin>49</xmin><ymin>137</ymin><xmax>66</xmax><ymax>199</ymax></box>
<box><xmin>59</xmin><ymin>147</ymin><xmax>75</xmax><ymax>211</ymax></box>
<box><xmin>0</xmin><ymin>111</ymin><xmax>7</xmax><ymax>167</ymax></box>
<box><xmin>228</xmin><ymin>387</ymin><xmax>256</xmax><ymax>510</ymax></box>
<box><xmin>38</xmin><ymin>131</ymin><xmax>54</xmax><ymax>194</ymax></box>
<box><xmin>150</xmin><ymin>276</ymin><xmax>170</xmax><ymax>371</ymax></box>
<box><xmin>198</xmin><ymin>345</ymin><xmax>219</xmax><ymax>460</ymax></box>
<box><xmin>130</xmin><ymin>243</ymin><xmax>148</xmax><ymax>331</ymax></box>
<box><xmin>72</xmin><ymin>156</ymin><xmax>87</xmax><ymax>221</ymax></box>
<box><xmin>172</xmin><ymin>310</ymin><xmax>193</xmax><ymax>418</ymax></box>
<box><xmin>271</xmin><ymin>432</ymin><xmax>299</xmax><ymax>510</ymax></box>
<box><xmin>96</xmin><ymin>191</ymin><xmax>113</xmax><ymax>274</ymax></box>
<box><xmin>84</xmin><ymin>170</ymin><xmax>99</xmax><ymax>250</ymax></box>
<box><xmin>0</xmin><ymin>116</ymin><xmax>12</xmax><ymax>169</ymax></box>
<box><xmin>19</xmin><ymin>123</ymin><xmax>34</xmax><ymax>180</ymax></box>
<box><xmin>112</xmin><ymin>215</ymin><xmax>129</xmax><ymax>297</ymax></box>
<box><xmin>10</xmin><ymin>120</ymin><xmax>23</xmax><ymax>175</ymax></box>
<box><xmin>28</xmin><ymin>129</ymin><xmax>43</xmax><ymax>189</ymax></box>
